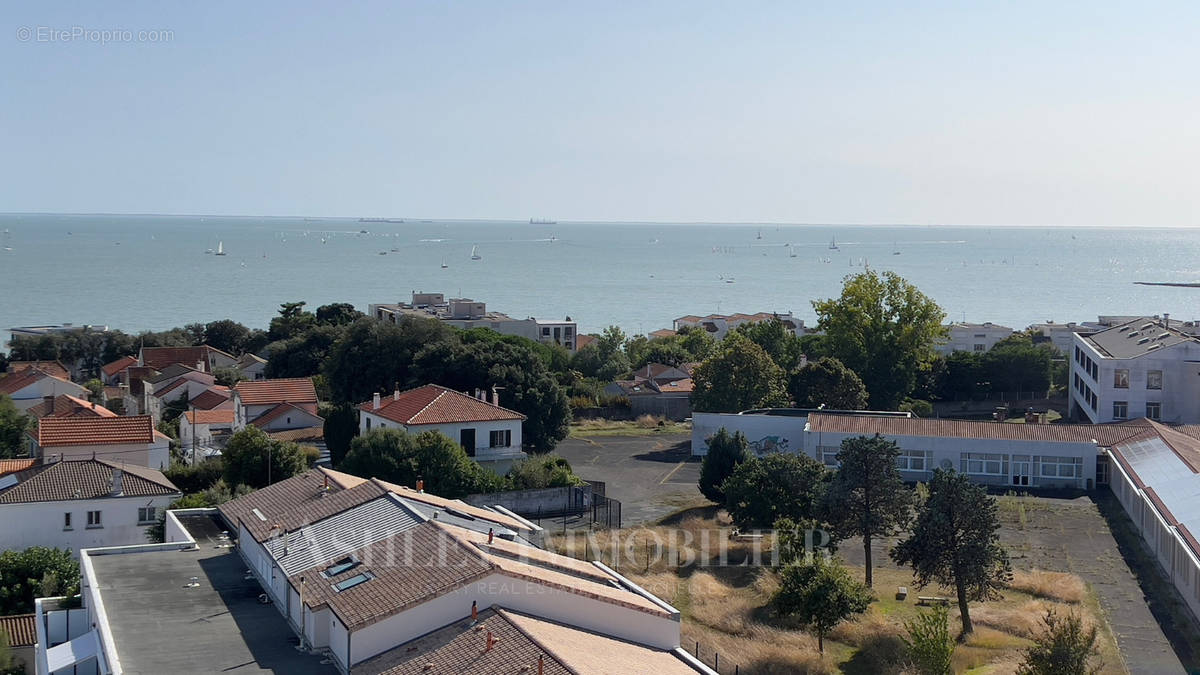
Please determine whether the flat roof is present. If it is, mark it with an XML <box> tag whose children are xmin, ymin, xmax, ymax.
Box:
<box><xmin>1083</xmin><ymin>316</ymin><xmax>1195</xmax><ymax>359</ymax></box>
<box><xmin>88</xmin><ymin>513</ymin><xmax>335</xmax><ymax>674</ymax></box>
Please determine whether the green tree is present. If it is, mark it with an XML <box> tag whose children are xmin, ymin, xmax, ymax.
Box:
<box><xmin>265</xmin><ymin>324</ymin><xmax>346</xmax><ymax>379</ymax></box>
<box><xmin>724</xmin><ymin>453</ymin><xmax>829</xmax><ymax>529</ymax></box>
<box><xmin>1017</xmin><ymin>609</ymin><xmax>1101</xmax><ymax>675</ymax></box>
<box><xmin>0</xmin><ymin>395</ymin><xmax>30</xmax><ymax>459</ymax></box>
<box><xmin>690</xmin><ymin>332</ymin><xmax>787</xmax><ymax>412</ymax></box>
<box><xmin>698</xmin><ymin>428</ymin><xmax>751</xmax><ymax>503</ymax></box>
<box><xmin>211</xmin><ymin>367</ymin><xmax>245</xmax><ymax>388</ymax></box>
<box><xmin>788</xmin><ymin>356</ymin><xmax>869</xmax><ymax>410</ymax></box>
<box><xmin>735</xmin><ymin>318</ymin><xmax>805</xmax><ymax>372</ymax></box>
<box><xmin>315</xmin><ymin>302</ymin><xmax>364</xmax><ymax>326</ymax></box>
<box><xmin>83</xmin><ymin>378</ymin><xmax>104</xmax><ymax>401</ymax></box>
<box><xmin>677</xmin><ymin>326</ymin><xmax>716</xmax><ymax>362</ymax></box>
<box><xmin>813</xmin><ymin>270</ymin><xmax>947</xmax><ymax>409</ymax></box>
<box><xmin>506</xmin><ymin>454</ymin><xmax>584</xmax><ymax>489</ymax></box>
<box><xmin>0</xmin><ymin>625</ymin><xmax>19</xmax><ymax>675</ymax></box>
<box><xmin>0</xmin><ymin>547</ymin><xmax>79</xmax><ymax>615</ymax></box>
<box><xmin>903</xmin><ymin>604</ymin><xmax>955</xmax><ymax>675</ymax></box>
<box><xmin>323</xmin><ymin>316</ymin><xmax>455</xmax><ymax>403</ymax></box>
<box><xmin>824</xmin><ymin>435</ymin><xmax>913</xmax><ymax>587</ymax></box>
<box><xmin>322</xmin><ymin>403</ymin><xmax>359</xmax><ymax>467</ymax></box>
<box><xmin>268</xmin><ymin>301</ymin><xmax>317</xmax><ymax>342</ymax></box>
<box><xmin>203</xmin><ymin>319</ymin><xmax>251</xmax><ymax>355</ymax></box>
<box><xmin>891</xmin><ymin>469</ymin><xmax>1012</xmax><ymax>637</ymax></box>
<box><xmin>222</xmin><ymin>427</ymin><xmax>307</xmax><ymax>489</ymax></box>
<box><xmin>569</xmin><ymin>343</ymin><xmax>631</xmax><ymax>381</ymax></box>
<box><xmin>633</xmin><ymin>339</ymin><xmax>691</xmax><ymax>369</ymax></box>
<box><xmin>339</xmin><ymin>429</ymin><xmax>502</xmax><ymax>498</ymax></box>
<box><xmin>773</xmin><ymin>556</ymin><xmax>873</xmax><ymax>653</ymax></box>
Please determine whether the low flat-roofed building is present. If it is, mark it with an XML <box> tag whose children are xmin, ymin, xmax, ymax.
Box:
<box><xmin>935</xmin><ymin>321</ymin><xmax>1015</xmax><ymax>355</ymax></box>
<box><xmin>370</xmin><ymin>292</ymin><xmax>579</xmax><ymax>352</ymax></box>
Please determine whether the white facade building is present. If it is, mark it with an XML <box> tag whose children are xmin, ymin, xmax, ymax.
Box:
<box><xmin>935</xmin><ymin>322</ymin><xmax>1015</xmax><ymax>355</ymax></box>
<box><xmin>370</xmin><ymin>292</ymin><xmax>579</xmax><ymax>352</ymax></box>
<box><xmin>0</xmin><ymin>459</ymin><xmax>179</xmax><ymax>554</ymax></box>
<box><xmin>673</xmin><ymin>311</ymin><xmax>805</xmax><ymax>341</ymax></box>
<box><xmin>1070</xmin><ymin>317</ymin><xmax>1200</xmax><ymax>424</ymax></box>
<box><xmin>29</xmin><ymin>416</ymin><xmax>172</xmax><ymax>470</ymax></box>
<box><xmin>0</xmin><ymin>370</ymin><xmax>89</xmax><ymax>412</ymax></box>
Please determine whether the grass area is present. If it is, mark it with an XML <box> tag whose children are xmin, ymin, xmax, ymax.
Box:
<box><xmin>1002</xmin><ymin>410</ymin><xmax>1063</xmax><ymax>424</ymax></box>
<box><xmin>568</xmin><ymin>416</ymin><xmax>691</xmax><ymax>438</ymax></box>
<box><xmin>548</xmin><ymin>508</ymin><xmax>1125</xmax><ymax>674</ymax></box>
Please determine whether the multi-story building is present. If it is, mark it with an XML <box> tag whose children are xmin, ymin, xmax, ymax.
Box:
<box><xmin>672</xmin><ymin>311</ymin><xmax>805</xmax><ymax>341</ymax></box>
<box><xmin>1070</xmin><ymin>316</ymin><xmax>1200</xmax><ymax>424</ymax></box>
<box><xmin>370</xmin><ymin>292</ymin><xmax>578</xmax><ymax>351</ymax></box>
<box><xmin>28</xmin><ymin>415</ymin><xmax>172</xmax><ymax>470</ymax></box>
<box><xmin>934</xmin><ymin>322</ymin><xmax>1015</xmax><ymax>355</ymax></box>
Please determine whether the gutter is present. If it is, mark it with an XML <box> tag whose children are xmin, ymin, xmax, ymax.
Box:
<box><xmin>591</xmin><ymin>561</ymin><xmax>681</xmax><ymax>619</ymax></box>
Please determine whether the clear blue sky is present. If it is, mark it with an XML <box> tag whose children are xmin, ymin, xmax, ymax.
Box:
<box><xmin>3</xmin><ymin>1</ymin><xmax>1197</xmax><ymax>226</ymax></box>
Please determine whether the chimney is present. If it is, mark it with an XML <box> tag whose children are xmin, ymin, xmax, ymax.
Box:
<box><xmin>471</xmin><ymin>600</ymin><xmax>478</xmax><ymax>622</ymax></box>
<box><xmin>485</xmin><ymin>631</ymin><xmax>496</xmax><ymax>652</ymax></box>
<box><xmin>491</xmin><ymin>385</ymin><xmax>499</xmax><ymax>406</ymax></box>
<box><xmin>43</xmin><ymin>395</ymin><xmax>54</xmax><ymax>416</ymax></box>
<box><xmin>196</xmin><ymin>361</ymin><xmax>205</xmax><ymax>373</ymax></box>
<box><xmin>416</xmin><ymin>478</ymin><xmax>424</xmax><ymax>493</ymax></box>
<box><xmin>487</xmin><ymin>528</ymin><xmax>494</xmax><ymax>544</ymax></box>
<box><xmin>393</xmin><ymin>388</ymin><xmax>400</xmax><ymax>401</ymax></box>
<box><xmin>372</xmin><ymin>392</ymin><xmax>381</xmax><ymax>410</ymax></box>
<box><xmin>1164</xmin><ymin>313</ymin><xmax>1170</xmax><ymax>329</ymax></box>
<box><xmin>538</xmin><ymin>655</ymin><xmax>544</xmax><ymax>675</ymax></box>
<box><xmin>110</xmin><ymin>469</ymin><xmax>124</xmax><ymax>496</ymax></box>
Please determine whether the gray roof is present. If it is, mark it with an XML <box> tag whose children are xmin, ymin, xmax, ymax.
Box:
<box><xmin>1083</xmin><ymin>316</ymin><xmax>1195</xmax><ymax>359</ymax></box>
<box><xmin>264</xmin><ymin>495</ymin><xmax>424</xmax><ymax>575</ymax></box>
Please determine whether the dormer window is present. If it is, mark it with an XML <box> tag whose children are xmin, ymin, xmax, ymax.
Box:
<box><xmin>322</xmin><ymin>556</ymin><xmax>360</xmax><ymax>578</ymax></box>
<box><xmin>332</xmin><ymin>572</ymin><xmax>373</xmax><ymax>592</ymax></box>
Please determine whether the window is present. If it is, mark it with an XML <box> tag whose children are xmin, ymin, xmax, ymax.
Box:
<box><xmin>1148</xmin><ymin>370</ymin><xmax>1163</xmax><ymax>390</ymax></box>
<box><xmin>542</xmin><ymin>327</ymin><xmax>551</xmax><ymax>336</ymax></box>
<box><xmin>489</xmin><ymin>429</ymin><xmax>512</xmax><ymax>448</ymax></box>
<box><xmin>961</xmin><ymin>453</ymin><xmax>1008</xmax><ymax>476</ymax></box>
<box><xmin>895</xmin><ymin>450</ymin><xmax>931</xmax><ymax>472</ymax></box>
<box><xmin>1147</xmin><ymin>402</ymin><xmax>1162</xmax><ymax>421</ymax></box>
<box><xmin>973</xmin><ymin>344</ymin><xmax>985</xmax><ymax>352</ymax></box>
<box><xmin>974</xmin><ymin>333</ymin><xmax>987</xmax><ymax>338</ymax></box>
<box><xmin>1113</xmin><ymin>401</ymin><xmax>1128</xmax><ymax>419</ymax></box>
<box><xmin>1039</xmin><ymin>456</ymin><xmax>1082</xmax><ymax>479</ymax></box>
<box><xmin>137</xmin><ymin>507</ymin><xmax>157</xmax><ymax>524</ymax></box>
<box><xmin>322</xmin><ymin>557</ymin><xmax>360</xmax><ymax>578</ymax></box>
<box><xmin>332</xmin><ymin>572</ymin><xmax>373</xmax><ymax>592</ymax></box>
<box><xmin>564</xmin><ymin>327</ymin><xmax>573</xmax><ymax>337</ymax></box>
<box><xmin>86</xmin><ymin>510</ymin><xmax>102</xmax><ymax>528</ymax></box>
<box><xmin>1114</xmin><ymin>369</ymin><xmax>1129</xmax><ymax>389</ymax></box>
<box><xmin>817</xmin><ymin>446</ymin><xmax>840</xmax><ymax>466</ymax></box>
<box><xmin>63</xmin><ymin>513</ymin><xmax>72</xmax><ymax>530</ymax></box>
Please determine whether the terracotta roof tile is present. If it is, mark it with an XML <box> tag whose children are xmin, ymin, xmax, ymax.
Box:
<box><xmin>8</xmin><ymin>360</ymin><xmax>71</xmax><ymax>380</ymax></box>
<box><xmin>654</xmin><ymin>377</ymin><xmax>694</xmax><ymax>394</ymax></box>
<box><xmin>0</xmin><ymin>614</ymin><xmax>36</xmax><ymax>647</ymax></box>
<box><xmin>807</xmin><ymin>412</ymin><xmax>1149</xmax><ymax>446</ymax></box>
<box><xmin>234</xmin><ymin>378</ymin><xmax>318</xmax><ymax>406</ymax></box>
<box><xmin>0</xmin><ymin>369</ymin><xmax>51</xmax><ymax>395</ymax></box>
<box><xmin>360</xmin><ymin>384</ymin><xmax>524</xmax><ymax>426</ymax></box>
<box><xmin>26</xmin><ymin>394</ymin><xmax>117</xmax><ymax>419</ymax></box>
<box><xmin>218</xmin><ymin>472</ymin><xmax>385</xmax><ymax>542</ymax></box>
<box><xmin>101</xmin><ymin>355</ymin><xmax>137</xmax><ymax>377</ymax></box>
<box><xmin>183</xmin><ymin>409</ymin><xmax>235</xmax><ymax>425</ymax></box>
<box><xmin>139</xmin><ymin>345</ymin><xmax>233</xmax><ymax>371</ymax></box>
<box><xmin>502</xmin><ymin>609</ymin><xmax>699</xmax><ymax>674</ymax></box>
<box><xmin>0</xmin><ymin>458</ymin><xmax>179</xmax><ymax>504</ymax></box>
<box><xmin>189</xmin><ymin>388</ymin><xmax>232</xmax><ymax>410</ymax></box>
<box><xmin>35</xmin><ymin>415</ymin><xmax>158</xmax><ymax>447</ymax></box>
<box><xmin>0</xmin><ymin>459</ymin><xmax>37</xmax><ymax>477</ymax></box>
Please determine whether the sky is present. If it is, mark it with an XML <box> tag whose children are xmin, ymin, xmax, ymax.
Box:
<box><xmin>2</xmin><ymin>1</ymin><xmax>1198</xmax><ymax>226</ymax></box>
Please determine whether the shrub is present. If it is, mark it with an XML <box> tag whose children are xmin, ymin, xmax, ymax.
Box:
<box><xmin>165</xmin><ymin>459</ymin><xmax>225</xmax><ymax>494</ymax></box>
<box><xmin>698</xmin><ymin>428</ymin><xmax>751</xmax><ymax>503</ymax></box>
<box><xmin>506</xmin><ymin>454</ymin><xmax>584</xmax><ymax>490</ymax></box>
<box><xmin>299</xmin><ymin>444</ymin><xmax>321</xmax><ymax>467</ymax></box>
<box><xmin>903</xmin><ymin>604</ymin><xmax>954</xmax><ymax>675</ymax></box>
<box><xmin>569</xmin><ymin>395</ymin><xmax>597</xmax><ymax>409</ymax></box>
<box><xmin>1017</xmin><ymin>609</ymin><xmax>1101</xmax><ymax>675</ymax></box>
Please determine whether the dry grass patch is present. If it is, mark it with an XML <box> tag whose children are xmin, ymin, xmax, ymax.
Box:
<box><xmin>1008</xmin><ymin>569</ymin><xmax>1087</xmax><ymax>603</ymax></box>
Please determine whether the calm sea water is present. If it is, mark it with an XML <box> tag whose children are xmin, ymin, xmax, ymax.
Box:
<box><xmin>2</xmin><ymin>214</ymin><xmax>1200</xmax><ymax>346</ymax></box>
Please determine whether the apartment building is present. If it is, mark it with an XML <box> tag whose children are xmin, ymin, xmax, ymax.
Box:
<box><xmin>370</xmin><ymin>292</ymin><xmax>579</xmax><ymax>351</ymax></box>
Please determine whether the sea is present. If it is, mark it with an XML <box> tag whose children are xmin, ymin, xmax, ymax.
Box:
<box><xmin>2</xmin><ymin>213</ymin><xmax>1200</xmax><ymax>347</ymax></box>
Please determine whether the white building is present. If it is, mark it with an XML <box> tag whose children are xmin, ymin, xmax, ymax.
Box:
<box><xmin>179</xmin><ymin>409</ymin><xmax>236</xmax><ymax>451</ymax></box>
<box><xmin>673</xmin><ymin>311</ymin><xmax>805</xmax><ymax>341</ymax></box>
<box><xmin>237</xmin><ymin>353</ymin><xmax>267</xmax><ymax>380</ymax></box>
<box><xmin>0</xmin><ymin>458</ymin><xmax>179</xmax><ymax>554</ymax></box>
<box><xmin>935</xmin><ymin>322</ymin><xmax>1015</xmax><ymax>355</ymax></box>
<box><xmin>28</xmin><ymin>416</ymin><xmax>172</xmax><ymax>471</ymax></box>
<box><xmin>1027</xmin><ymin>321</ymin><xmax>1086</xmax><ymax>355</ymax></box>
<box><xmin>0</xmin><ymin>369</ymin><xmax>89</xmax><ymax>412</ymax></box>
<box><xmin>370</xmin><ymin>292</ymin><xmax>579</xmax><ymax>352</ymax></box>
<box><xmin>232</xmin><ymin>378</ymin><xmax>320</xmax><ymax>431</ymax></box>
<box><xmin>1070</xmin><ymin>316</ymin><xmax>1200</xmax><ymax>424</ymax></box>
<box><xmin>359</xmin><ymin>385</ymin><xmax>526</xmax><ymax>473</ymax></box>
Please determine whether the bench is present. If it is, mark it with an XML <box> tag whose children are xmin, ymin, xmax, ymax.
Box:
<box><xmin>916</xmin><ymin>596</ymin><xmax>950</xmax><ymax>606</ymax></box>
<box><xmin>895</xmin><ymin>586</ymin><xmax>908</xmax><ymax>601</ymax></box>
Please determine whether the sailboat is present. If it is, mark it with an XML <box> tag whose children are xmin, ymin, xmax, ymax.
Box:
<box><xmin>756</xmin><ymin>228</ymin><xmax>763</xmax><ymax>240</ymax></box>
<box><xmin>214</xmin><ymin>241</ymin><xmax>226</xmax><ymax>256</ymax></box>
<box><xmin>892</xmin><ymin>242</ymin><xmax>901</xmax><ymax>255</ymax></box>
<box><xmin>470</xmin><ymin>245</ymin><xmax>481</xmax><ymax>260</ymax></box>
<box><xmin>829</xmin><ymin>236</ymin><xmax>839</xmax><ymax>251</ymax></box>
<box><xmin>441</xmin><ymin>259</ymin><xmax>448</xmax><ymax>269</ymax></box>
<box><xmin>788</xmin><ymin>244</ymin><xmax>798</xmax><ymax>258</ymax></box>
<box><xmin>2</xmin><ymin>229</ymin><xmax>11</xmax><ymax>251</ymax></box>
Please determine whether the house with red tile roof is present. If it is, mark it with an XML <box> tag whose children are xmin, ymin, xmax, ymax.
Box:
<box><xmin>0</xmin><ymin>369</ymin><xmax>89</xmax><ymax>412</ymax></box>
<box><xmin>249</xmin><ymin>402</ymin><xmax>324</xmax><ymax>434</ymax></box>
<box><xmin>232</xmin><ymin>378</ymin><xmax>319</xmax><ymax>431</ymax></box>
<box><xmin>138</xmin><ymin>344</ymin><xmax>238</xmax><ymax>373</ymax></box>
<box><xmin>0</xmin><ymin>458</ymin><xmax>179</xmax><ymax>554</ymax></box>
<box><xmin>29</xmin><ymin>415</ymin><xmax>172</xmax><ymax>470</ymax></box>
<box><xmin>359</xmin><ymin>385</ymin><xmax>527</xmax><ymax>472</ymax></box>
<box><xmin>6</xmin><ymin>360</ymin><xmax>71</xmax><ymax>381</ymax></box>
<box><xmin>179</xmin><ymin>408</ymin><xmax>237</xmax><ymax>454</ymax></box>
<box><xmin>26</xmin><ymin>394</ymin><xmax>117</xmax><ymax>419</ymax></box>
<box><xmin>0</xmin><ymin>613</ymin><xmax>36</xmax><ymax>672</ymax></box>
<box><xmin>100</xmin><ymin>355</ymin><xmax>137</xmax><ymax>385</ymax></box>
<box><xmin>188</xmin><ymin>386</ymin><xmax>233</xmax><ymax>411</ymax></box>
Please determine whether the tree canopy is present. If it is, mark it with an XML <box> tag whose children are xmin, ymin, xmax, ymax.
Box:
<box><xmin>891</xmin><ymin>468</ymin><xmax>1011</xmax><ymax>637</ymax></box>
<box><xmin>1017</xmin><ymin>609</ymin><xmax>1101</xmax><ymax>675</ymax></box>
<box><xmin>735</xmin><ymin>318</ymin><xmax>805</xmax><ymax>372</ymax></box>
<box><xmin>321</xmin><ymin>403</ymin><xmax>359</xmax><ymax>467</ymax></box>
<box><xmin>338</xmin><ymin>428</ymin><xmax>503</xmax><ymax>498</ymax></box>
<box><xmin>823</xmin><ymin>435</ymin><xmax>913</xmax><ymax>587</ymax></box>
<box><xmin>0</xmin><ymin>395</ymin><xmax>29</xmax><ymax>460</ymax></box>
<box><xmin>0</xmin><ymin>547</ymin><xmax>79</xmax><ymax>615</ymax></box>
<box><xmin>813</xmin><ymin>270</ymin><xmax>946</xmax><ymax>409</ymax></box>
<box><xmin>698</xmin><ymin>427</ymin><xmax>751</xmax><ymax>503</ymax></box>
<box><xmin>690</xmin><ymin>332</ymin><xmax>787</xmax><ymax>413</ymax></box>
<box><xmin>773</xmin><ymin>556</ymin><xmax>873</xmax><ymax>653</ymax></box>
<box><xmin>723</xmin><ymin>452</ymin><xmax>829</xmax><ymax>529</ymax></box>
<box><xmin>222</xmin><ymin>426</ymin><xmax>308</xmax><ymax>489</ymax></box>
<box><xmin>789</xmin><ymin>356</ymin><xmax>869</xmax><ymax>410</ymax></box>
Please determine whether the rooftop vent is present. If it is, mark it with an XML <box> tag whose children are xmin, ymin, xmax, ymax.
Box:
<box><xmin>1137</xmin><ymin>338</ymin><xmax>1150</xmax><ymax>345</ymax></box>
<box><xmin>1141</xmin><ymin>322</ymin><xmax>1155</xmax><ymax>330</ymax></box>
<box><xmin>1158</xmin><ymin>333</ymin><xmax>1171</xmax><ymax>340</ymax></box>
<box><xmin>1148</xmin><ymin>343</ymin><xmax>1163</xmax><ymax>351</ymax></box>
<box><xmin>1118</xmin><ymin>326</ymin><xmax>1129</xmax><ymax>332</ymax></box>
<box><xmin>1127</xmin><ymin>331</ymin><xmax>1140</xmax><ymax>338</ymax></box>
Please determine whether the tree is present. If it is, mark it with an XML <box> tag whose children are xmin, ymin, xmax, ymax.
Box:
<box><xmin>211</xmin><ymin>367</ymin><xmax>245</xmax><ymax>388</ymax></box>
<box><xmin>773</xmin><ymin>557</ymin><xmax>873</xmax><ymax>653</ymax></box>
<box><xmin>690</xmin><ymin>332</ymin><xmax>787</xmax><ymax>413</ymax></box>
<box><xmin>903</xmin><ymin>604</ymin><xmax>955</xmax><ymax>675</ymax></box>
<box><xmin>0</xmin><ymin>625</ymin><xmax>19</xmax><ymax>675</ymax></box>
<box><xmin>723</xmin><ymin>453</ymin><xmax>829</xmax><ymax>529</ymax></box>
<box><xmin>264</xmin><ymin>324</ymin><xmax>346</xmax><ymax>378</ymax></box>
<box><xmin>813</xmin><ymin>270</ymin><xmax>947</xmax><ymax>409</ymax></box>
<box><xmin>633</xmin><ymin>339</ymin><xmax>691</xmax><ymax>369</ymax></box>
<box><xmin>1017</xmin><ymin>609</ymin><xmax>1101</xmax><ymax>675</ymax></box>
<box><xmin>315</xmin><ymin>302</ymin><xmax>364</xmax><ymax>326</ymax></box>
<box><xmin>823</xmin><ymin>435</ymin><xmax>913</xmax><ymax>587</ymax></box>
<box><xmin>0</xmin><ymin>547</ymin><xmax>79</xmax><ymax>615</ymax></box>
<box><xmin>203</xmin><ymin>319</ymin><xmax>251</xmax><ymax>355</ymax></box>
<box><xmin>83</xmin><ymin>378</ymin><xmax>104</xmax><ymax>400</ymax></box>
<box><xmin>735</xmin><ymin>318</ymin><xmax>805</xmax><ymax>372</ymax></box>
<box><xmin>323</xmin><ymin>316</ymin><xmax>455</xmax><ymax>403</ymax></box>
<box><xmin>267</xmin><ymin>301</ymin><xmax>317</xmax><ymax>342</ymax></box>
<box><xmin>698</xmin><ymin>428</ymin><xmax>751</xmax><ymax>503</ymax></box>
<box><xmin>506</xmin><ymin>454</ymin><xmax>584</xmax><ymax>489</ymax></box>
<box><xmin>222</xmin><ymin>427</ymin><xmax>307</xmax><ymax>489</ymax></box>
<box><xmin>677</xmin><ymin>326</ymin><xmax>716</xmax><ymax>362</ymax></box>
<box><xmin>891</xmin><ymin>469</ymin><xmax>1012</xmax><ymax>637</ymax></box>
<box><xmin>788</xmin><ymin>357</ymin><xmax>868</xmax><ymax>410</ymax></box>
<box><xmin>322</xmin><ymin>404</ymin><xmax>359</xmax><ymax>466</ymax></box>
<box><xmin>339</xmin><ymin>429</ymin><xmax>502</xmax><ymax>498</ymax></box>
<box><xmin>0</xmin><ymin>395</ymin><xmax>30</xmax><ymax>460</ymax></box>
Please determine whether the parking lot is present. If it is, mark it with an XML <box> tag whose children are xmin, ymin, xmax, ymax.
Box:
<box><xmin>555</xmin><ymin>432</ymin><xmax>704</xmax><ymax>525</ymax></box>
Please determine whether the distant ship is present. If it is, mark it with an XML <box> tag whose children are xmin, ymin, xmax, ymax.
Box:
<box><xmin>470</xmin><ymin>245</ymin><xmax>482</xmax><ymax>260</ymax></box>
<box><xmin>214</xmin><ymin>241</ymin><xmax>226</xmax><ymax>256</ymax></box>
<box><xmin>829</xmin><ymin>237</ymin><xmax>839</xmax><ymax>251</ymax></box>
<box><xmin>530</xmin><ymin>218</ymin><xmax>557</xmax><ymax>225</ymax></box>
<box><xmin>359</xmin><ymin>218</ymin><xmax>404</xmax><ymax>223</ymax></box>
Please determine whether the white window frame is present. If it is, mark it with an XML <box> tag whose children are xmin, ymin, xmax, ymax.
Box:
<box><xmin>961</xmin><ymin>453</ymin><xmax>1008</xmax><ymax>476</ymax></box>
<box><xmin>1113</xmin><ymin>400</ymin><xmax>1128</xmax><ymax>419</ymax></box>
<box><xmin>895</xmin><ymin>450</ymin><xmax>931</xmax><ymax>472</ymax></box>
<box><xmin>1039</xmin><ymin>456</ymin><xmax>1082</xmax><ymax>479</ymax></box>
<box><xmin>1148</xmin><ymin>370</ymin><xmax>1163</xmax><ymax>390</ymax></box>
<box><xmin>489</xmin><ymin>429</ymin><xmax>512</xmax><ymax>448</ymax></box>
<box><xmin>86</xmin><ymin>510</ymin><xmax>102</xmax><ymax>528</ymax></box>
<box><xmin>1147</xmin><ymin>402</ymin><xmax>1162</xmax><ymax>421</ymax></box>
<box><xmin>1114</xmin><ymin>369</ymin><xmax>1129</xmax><ymax>389</ymax></box>
<box><xmin>63</xmin><ymin>512</ymin><xmax>72</xmax><ymax>530</ymax></box>
<box><xmin>138</xmin><ymin>507</ymin><xmax>157</xmax><ymax>524</ymax></box>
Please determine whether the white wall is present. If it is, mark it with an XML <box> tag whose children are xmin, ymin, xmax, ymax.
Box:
<box><xmin>256</xmin><ymin>407</ymin><xmax>322</xmax><ymax>432</ymax></box>
<box><xmin>359</xmin><ymin>411</ymin><xmax>524</xmax><ymax>461</ymax></box>
<box><xmin>8</xmin><ymin>379</ymin><xmax>90</xmax><ymax>412</ymax></box>
<box><xmin>0</xmin><ymin>494</ymin><xmax>177</xmax><ymax>555</ymax></box>
<box><xmin>1072</xmin><ymin>335</ymin><xmax>1200</xmax><ymax>424</ymax></box>
<box><xmin>43</xmin><ymin>441</ymin><xmax>170</xmax><ymax>471</ymax></box>
<box><xmin>691</xmin><ymin>413</ymin><xmax>808</xmax><ymax>456</ymax></box>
